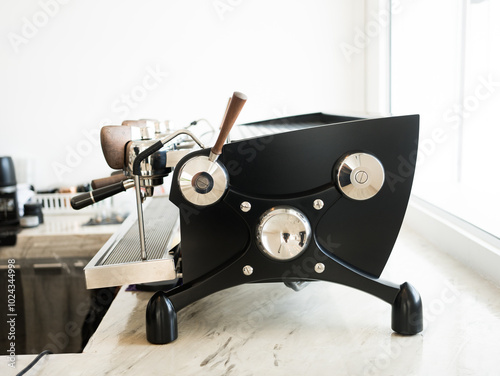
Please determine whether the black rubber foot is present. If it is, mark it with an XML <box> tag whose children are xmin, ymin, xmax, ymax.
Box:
<box><xmin>391</xmin><ymin>282</ymin><xmax>423</xmax><ymax>335</ymax></box>
<box><xmin>146</xmin><ymin>291</ymin><xmax>178</xmax><ymax>344</ymax></box>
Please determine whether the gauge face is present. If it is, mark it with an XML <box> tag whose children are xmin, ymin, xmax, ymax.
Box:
<box><xmin>256</xmin><ymin>206</ymin><xmax>311</xmax><ymax>261</ymax></box>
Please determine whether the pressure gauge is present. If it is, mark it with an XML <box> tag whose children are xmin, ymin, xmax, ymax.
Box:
<box><xmin>256</xmin><ymin>206</ymin><xmax>311</xmax><ymax>261</ymax></box>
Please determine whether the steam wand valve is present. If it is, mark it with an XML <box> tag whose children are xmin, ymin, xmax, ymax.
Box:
<box><xmin>208</xmin><ymin>91</ymin><xmax>247</xmax><ymax>163</ymax></box>
<box><xmin>129</xmin><ymin>130</ymin><xmax>206</xmax><ymax>262</ymax></box>
<box><xmin>132</xmin><ymin>129</ymin><xmax>205</xmax><ymax>176</ymax></box>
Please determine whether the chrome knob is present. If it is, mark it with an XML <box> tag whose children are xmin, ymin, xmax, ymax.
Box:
<box><xmin>336</xmin><ymin>152</ymin><xmax>385</xmax><ymax>200</ymax></box>
<box><xmin>256</xmin><ymin>206</ymin><xmax>311</xmax><ymax>261</ymax></box>
<box><xmin>178</xmin><ymin>155</ymin><xmax>228</xmax><ymax>206</ymax></box>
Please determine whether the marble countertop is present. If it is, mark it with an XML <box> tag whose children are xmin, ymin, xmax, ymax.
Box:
<box><xmin>0</xmin><ymin>214</ymin><xmax>121</xmax><ymax>259</ymax></box>
<box><xmin>2</xmin><ymin>224</ymin><xmax>500</xmax><ymax>375</ymax></box>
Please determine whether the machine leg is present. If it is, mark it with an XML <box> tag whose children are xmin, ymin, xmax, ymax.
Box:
<box><xmin>144</xmin><ymin>266</ymin><xmax>423</xmax><ymax>343</ymax></box>
<box><xmin>391</xmin><ymin>282</ymin><xmax>423</xmax><ymax>335</ymax></box>
<box><xmin>146</xmin><ymin>291</ymin><xmax>178</xmax><ymax>344</ymax></box>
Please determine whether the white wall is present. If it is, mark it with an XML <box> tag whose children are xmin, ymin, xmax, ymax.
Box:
<box><xmin>0</xmin><ymin>0</ymin><xmax>368</xmax><ymax>190</ymax></box>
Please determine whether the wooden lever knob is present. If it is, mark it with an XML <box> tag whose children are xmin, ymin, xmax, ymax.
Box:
<box><xmin>211</xmin><ymin>92</ymin><xmax>247</xmax><ymax>156</ymax></box>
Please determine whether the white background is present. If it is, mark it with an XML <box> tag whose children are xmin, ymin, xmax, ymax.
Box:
<box><xmin>392</xmin><ymin>0</ymin><xmax>500</xmax><ymax>237</ymax></box>
<box><xmin>0</xmin><ymin>0</ymin><xmax>372</xmax><ymax>190</ymax></box>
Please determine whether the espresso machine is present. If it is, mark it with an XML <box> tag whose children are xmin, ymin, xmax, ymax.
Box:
<box><xmin>0</xmin><ymin>156</ymin><xmax>20</xmax><ymax>246</ymax></box>
<box><xmin>71</xmin><ymin>92</ymin><xmax>423</xmax><ymax>344</ymax></box>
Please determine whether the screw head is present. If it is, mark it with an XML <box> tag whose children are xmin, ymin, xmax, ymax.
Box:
<box><xmin>314</xmin><ymin>263</ymin><xmax>325</xmax><ymax>273</ymax></box>
<box><xmin>240</xmin><ymin>201</ymin><xmax>251</xmax><ymax>212</ymax></box>
<box><xmin>242</xmin><ymin>265</ymin><xmax>253</xmax><ymax>276</ymax></box>
<box><xmin>313</xmin><ymin>199</ymin><xmax>324</xmax><ymax>210</ymax></box>
<box><xmin>355</xmin><ymin>170</ymin><xmax>369</xmax><ymax>184</ymax></box>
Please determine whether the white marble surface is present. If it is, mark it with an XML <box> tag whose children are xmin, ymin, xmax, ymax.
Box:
<box><xmin>0</xmin><ymin>214</ymin><xmax>120</xmax><ymax>259</ymax></box>
<box><xmin>16</xmin><ymin>214</ymin><xmax>120</xmax><ymax>236</ymax></box>
<box><xmin>2</xmin><ymin>224</ymin><xmax>500</xmax><ymax>375</ymax></box>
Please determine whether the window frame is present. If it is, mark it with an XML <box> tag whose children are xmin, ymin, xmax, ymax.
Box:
<box><xmin>367</xmin><ymin>0</ymin><xmax>500</xmax><ymax>285</ymax></box>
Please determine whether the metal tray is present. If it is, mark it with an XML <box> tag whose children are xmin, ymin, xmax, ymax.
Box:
<box><xmin>84</xmin><ymin>196</ymin><xmax>179</xmax><ymax>289</ymax></box>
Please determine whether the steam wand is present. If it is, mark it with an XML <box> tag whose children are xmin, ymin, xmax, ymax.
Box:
<box><xmin>131</xmin><ymin>129</ymin><xmax>206</xmax><ymax>261</ymax></box>
<box><xmin>133</xmin><ymin>175</ymin><xmax>148</xmax><ymax>260</ymax></box>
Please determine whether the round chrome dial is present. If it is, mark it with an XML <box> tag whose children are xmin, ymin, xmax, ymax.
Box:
<box><xmin>336</xmin><ymin>152</ymin><xmax>384</xmax><ymax>200</ymax></box>
<box><xmin>256</xmin><ymin>206</ymin><xmax>311</xmax><ymax>261</ymax></box>
<box><xmin>178</xmin><ymin>155</ymin><xmax>228</xmax><ymax>206</ymax></box>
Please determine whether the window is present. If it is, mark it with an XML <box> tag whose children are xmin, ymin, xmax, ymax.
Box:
<box><xmin>391</xmin><ymin>0</ymin><xmax>500</xmax><ymax>238</ymax></box>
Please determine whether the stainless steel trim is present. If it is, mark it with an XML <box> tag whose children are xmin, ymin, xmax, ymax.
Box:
<box><xmin>313</xmin><ymin>199</ymin><xmax>324</xmax><ymax>210</ymax></box>
<box><xmin>123</xmin><ymin>180</ymin><xmax>135</xmax><ymax>190</ymax></box>
<box><xmin>124</xmin><ymin>129</ymin><xmax>204</xmax><ymax>185</ymax></box>
<box><xmin>125</xmin><ymin>138</ymin><xmax>172</xmax><ymax>181</ymax></box>
<box><xmin>314</xmin><ymin>263</ymin><xmax>325</xmax><ymax>273</ymax></box>
<box><xmin>133</xmin><ymin>175</ymin><xmax>147</xmax><ymax>260</ymax></box>
<box><xmin>336</xmin><ymin>152</ymin><xmax>385</xmax><ymax>200</ymax></box>
<box><xmin>242</xmin><ymin>265</ymin><xmax>253</xmax><ymax>276</ymax></box>
<box><xmin>159</xmin><ymin>129</ymin><xmax>205</xmax><ymax>150</ymax></box>
<box><xmin>85</xmin><ymin>259</ymin><xmax>176</xmax><ymax>289</ymax></box>
<box><xmin>240</xmin><ymin>201</ymin><xmax>251</xmax><ymax>212</ymax></box>
<box><xmin>84</xmin><ymin>196</ymin><xmax>179</xmax><ymax>289</ymax></box>
<box><xmin>256</xmin><ymin>206</ymin><xmax>312</xmax><ymax>261</ymax></box>
<box><xmin>178</xmin><ymin>155</ymin><xmax>229</xmax><ymax>206</ymax></box>
<box><xmin>139</xmin><ymin>124</ymin><xmax>155</xmax><ymax>140</ymax></box>
<box><xmin>208</xmin><ymin>151</ymin><xmax>218</xmax><ymax>163</ymax></box>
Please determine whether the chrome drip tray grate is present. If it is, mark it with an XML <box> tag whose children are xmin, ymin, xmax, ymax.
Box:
<box><xmin>99</xmin><ymin>199</ymin><xmax>178</xmax><ymax>265</ymax></box>
<box><xmin>84</xmin><ymin>196</ymin><xmax>179</xmax><ymax>289</ymax></box>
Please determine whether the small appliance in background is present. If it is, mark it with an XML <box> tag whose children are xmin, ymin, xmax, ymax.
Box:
<box><xmin>0</xmin><ymin>156</ymin><xmax>20</xmax><ymax>246</ymax></box>
<box><xmin>20</xmin><ymin>202</ymin><xmax>44</xmax><ymax>228</ymax></box>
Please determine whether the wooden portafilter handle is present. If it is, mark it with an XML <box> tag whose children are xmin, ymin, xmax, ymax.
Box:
<box><xmin>210</xmin><ymin>92</ymin><xmax>247</xmax><ymax>159</ymax></box>
<box><xmin>100</xmin><ymin>126</ymin><xmax>132</xmax><ymax>169</ymax></box>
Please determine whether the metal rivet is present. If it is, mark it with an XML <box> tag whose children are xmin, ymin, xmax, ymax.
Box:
<box><xmin>313</xmin><ymin>199</ymin><xmax>324</xmax><ymax>210</ymax></box>
<box><xmin>240</xmin><ymin>201</ymin><xmax>251</xmax><ymax>212</ymax></box>
<box><xmin>314</xmin><ymin>263</ymin><xmax>325</xmax><ymax>273</ymax></box>
<box><xmin>242</xmin><ymin>265</ymin><xmax>253</xmax><ymax>276</ymax></box>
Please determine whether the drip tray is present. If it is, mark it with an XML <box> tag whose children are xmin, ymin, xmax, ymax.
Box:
<box><xmin>84</xmin><ymin>196</ymin><xmax>179</xmax><ymax>289</ymax></box>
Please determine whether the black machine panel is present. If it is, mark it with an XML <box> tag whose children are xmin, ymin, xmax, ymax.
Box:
<box><xmin>164</xmin><ymin>110</ymin><xmax>422</xmax><ymax>344</ymax></box>
<box><xmin>223</xmin><ymin>114</ymin><xmax>419</xmax><ymax>277</ymax></box>
<box><xmin>171</xmin><ymin>113</ymin><xmax>419</xmax><ymax>280</ymax></box>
